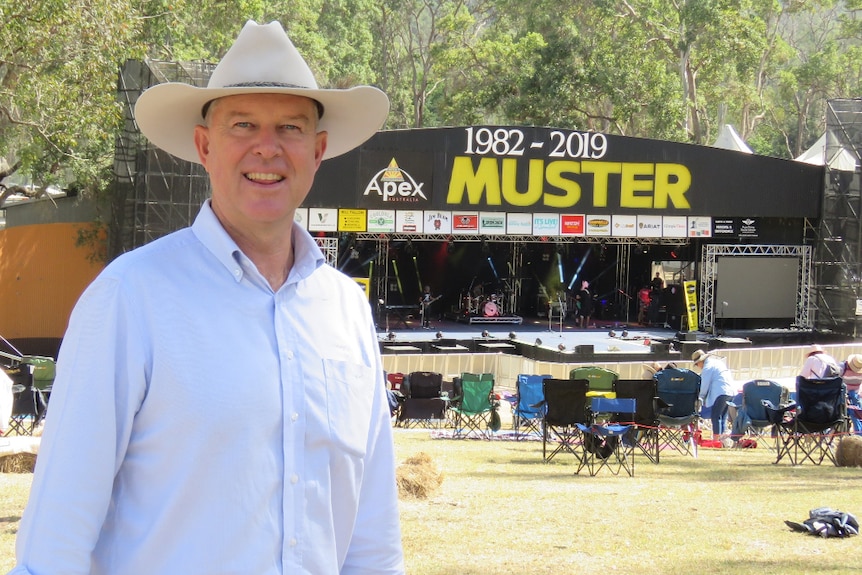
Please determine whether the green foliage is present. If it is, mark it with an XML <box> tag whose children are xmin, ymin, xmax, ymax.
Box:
<box><xmin>0</xmin><ymin>0</ymin><xmax>857</xmax><ymax>212</ymax></box>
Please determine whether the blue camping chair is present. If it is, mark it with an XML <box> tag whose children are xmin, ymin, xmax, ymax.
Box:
<box><xmin>508</xmin><ymin>374</ymin><xmax>550</xmax><ymax>439</ymax></box>
<box><xmin>727</xmin><ymin>379</ymin><xmax>787</xmax><ymax>450</ymax></box>
<box><xmin>654</xmin><ymin>367</ymin><xmax>702</xmax><ymax>457</ymax></box>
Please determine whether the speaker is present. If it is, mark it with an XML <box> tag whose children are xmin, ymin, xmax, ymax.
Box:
<box><xmin>680</xmin><ymin>340</ymin><xmax>709</xmax><ymax>359</ymax></box>
<box><xmin>575</xmin><ymin>344</ymin><xmax>594</xmax><ymax>354</ymax></box>
<box><xmin>650</xmin><ymin>343</ymin><xmax>670</xmax><ymax>353</ymax></box>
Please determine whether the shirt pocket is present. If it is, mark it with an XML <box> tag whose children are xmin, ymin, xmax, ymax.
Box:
<box><xmin>323</xmin><ymin>359</ymin><xmax>374</xmax><ymax>458</ymax></box>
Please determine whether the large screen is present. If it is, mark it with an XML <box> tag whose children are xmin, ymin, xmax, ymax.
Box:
<box><xmin>715</xmin><ymin>256</ymin><xmax>798</xmax><ymax>318</ymax></box>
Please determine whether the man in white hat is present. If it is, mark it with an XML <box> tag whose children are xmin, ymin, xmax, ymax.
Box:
<box><xmin>691</xmin><ymin>349</ymin><xmax>737</xmax><ymax>447</ymax></box>
<box><xmin>800</xmin><ymin>344</ymin><xmax>841</xmax><ymax>380</ymax></box>
<box><xmin>11</xmin><ymin>21</ymin><xmax>404</xmax><ymax>575</ymax></box>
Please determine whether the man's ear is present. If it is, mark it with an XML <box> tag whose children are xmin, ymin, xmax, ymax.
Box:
<box><xmin>194</xmin><ymin>125</ymin><xmax>211</xmax><ymax>169</ymax></box>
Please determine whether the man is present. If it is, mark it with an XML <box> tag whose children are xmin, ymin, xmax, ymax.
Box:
<box><xmin>10</xmin><ymin>21</ymin><xmax>404</xmax><ymax>575</ymax></box>
<box><xmin>691</xmin><ymin>349</ymin><xmax>737</xmax><ymax>447</ymax></box>
<box><xmin>419</xmin><ymin>285</ymin><xmax>438</xmax><ymax>328</ymax></box>
<box><xmin>575</xmin><ymin>280</ymin><xmax>593</xmax><ymax>328</ymax></box>
<box><xmin>800</xmin><ymin>344</ymin><xmax>841</xmax><ymax>379</ymax></box>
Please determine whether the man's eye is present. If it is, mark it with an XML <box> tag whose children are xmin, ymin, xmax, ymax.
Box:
<box><xmin>235</xmin><ymin>121</ymin><xmax>252</xmax><ymax>128</ymax></box>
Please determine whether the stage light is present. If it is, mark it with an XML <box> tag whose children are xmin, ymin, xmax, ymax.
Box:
<box><xmin>435</xmin><ymin>331</ymin><xmax>444</xmax><ymax>339</ymax></box>
<box><xmin>535</xmin><ymin>338</ymin><xmax>542</xmax><ymax>346</ymax></box>
<box><xmin>608</xmin><ymin>330</ymin><xmax>616</xmax><ymax>338</ymax></box>
<box><xmin>557</xmin><ymin>343</ymin><xmax>566</xmax><ymax>351</ymax></box>
<box><xmin>621</xmin><ymin>330</ymin><xmax>629</xmax><ymax>338</ymax></box>
<box><xmin>508</xmin><ymin>332</ymin><xmax>517</xmax><ymax>340</ymax></box>
<box><xmin>386</xmin><ymin>332</ymin><xmax>396</xmax><ymax>341</ymax></box>
<box><xmin>481</xmin><ymin>330</ymin><xmax>490</xmax><ymax>338</ymax></box>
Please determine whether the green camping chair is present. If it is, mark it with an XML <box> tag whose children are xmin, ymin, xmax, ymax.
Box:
<box><xmin>451</xmin><ymin>373</ymin><xmax>497</xmax><ymax>439</ymax></box>
<box><xmin>570</xmin><ymin>366</ymin><xmax>619</xmax><ymax>398</ymax></box>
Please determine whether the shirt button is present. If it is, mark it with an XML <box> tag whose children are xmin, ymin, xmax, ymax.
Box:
<box><xmin>289</xmin><ymin>537</ymin><xmax>297</xmax><ymax>547</ymax></box>
<box><xmin>291</xmin><ymin>413</ymin><xmax>299</xmax><ymax>422</ymax></box>
<box><xmin>290</xmin><ymin>474</ymin><xmax>299</xmax><ymax>484</ymax></box>
<box><xmin>286</xmin><ymin>350</ymin><xmax>294</xmax><ymax>360</ymax></box>
<box><xmin>234</xmin><ymin>269</ymin><xmax>241</xmax><ymax>278</ymax></box>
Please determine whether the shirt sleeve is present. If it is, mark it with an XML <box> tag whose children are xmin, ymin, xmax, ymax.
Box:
<box><xmin>12</xmin><ymin>276</ymin><xmax>147</xmax><ymax>574</ymax></box>
<box><xmin>340</xmin><ymin>318</ymin><xmax>405</xmax><ymax>575</ymax></box>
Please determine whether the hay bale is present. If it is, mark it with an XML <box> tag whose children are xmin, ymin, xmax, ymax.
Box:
<box><xmin>0</xmin><ymin>452</ymin><xmax>37</xmax><ymax>473</ymax></box>
<box><xmin>396</xmin><ymin>452</ymin><xmax>444</xmax><ymax>499</ymax></box>
<box><xmin>836</xmin><ymin>435</ymin><xmax>862</xmax><ymax>467</ymax></box>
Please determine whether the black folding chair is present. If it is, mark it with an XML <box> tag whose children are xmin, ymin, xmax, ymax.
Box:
<box><xmin>764</xmin><ymin>376</ymin><xmax>848</xmax><ymax>465</ymax></box>
<box><xmin>541</xmin><ymin>378</ymin><xmax>589</xmax><ymax>463</ymax></box>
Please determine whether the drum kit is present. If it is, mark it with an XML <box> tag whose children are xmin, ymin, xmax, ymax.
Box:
<box><xmin>461</xmin><ymin>290</ymin><xmax>506</xmax><ymax>317</ymax></box>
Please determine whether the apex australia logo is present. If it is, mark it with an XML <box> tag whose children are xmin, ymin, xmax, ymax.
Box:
<box><xmin>364</xmin><ymin>158</ymin><xmax>428</xmax><ymax>203</ymax></box>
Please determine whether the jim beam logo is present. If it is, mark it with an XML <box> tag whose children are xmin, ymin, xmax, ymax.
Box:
<box><xmin>364</xmin><ymin>158</ymin><xmax>428</xmax><ymax>203</ymax></box>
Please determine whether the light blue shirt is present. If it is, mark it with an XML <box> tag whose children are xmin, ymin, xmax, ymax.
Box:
<box><xmin>698</xmin><ymin>356</ymin><xmax>737</xmax><ymax>408</ymax></box>
<box><xmin>11</xmin><ymin>201</ymin><xmax>404</xmax><ymax>575</ymax></box>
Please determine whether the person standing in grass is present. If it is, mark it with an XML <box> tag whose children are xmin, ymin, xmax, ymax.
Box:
<box><xmin>692</xmin><ymin>349</ymin><xmax>737</xmax><ymax>447</ymax></box>
<box><xmin>9</xmin><ymin>20</ymin><xmax>403</xmax><ymax>575</ymax></box>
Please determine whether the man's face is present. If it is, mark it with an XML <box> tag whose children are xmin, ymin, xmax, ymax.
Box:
<box><xmin>194</xmin><ymin>93</ymin><xmax>327</xmax><ymax>234</ymax></box>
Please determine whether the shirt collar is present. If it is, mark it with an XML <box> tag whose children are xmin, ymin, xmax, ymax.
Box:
<box><xmin>192</xmin><ymin>200</ymin><xmax>324</xmax><ymax>285</ymax></box>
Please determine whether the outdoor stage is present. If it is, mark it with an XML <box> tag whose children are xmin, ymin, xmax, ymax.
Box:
<box><xmin>375</xmin><ymin>310</ymin><xmax>846</xmax><ymax>365</ymax></box>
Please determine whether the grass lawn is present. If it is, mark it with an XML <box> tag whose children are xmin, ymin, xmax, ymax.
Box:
<box><xmin>394</xmin><ymin>429</ymin><xmax>862</xmax><ymax>575</ymax></box>
<box><xmin>0</xmin><ymin>430</ymin><xmax>859</xmax><ymax>574</ymax></box>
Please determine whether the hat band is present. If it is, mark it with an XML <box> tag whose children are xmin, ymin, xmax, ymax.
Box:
<box><xmin>200</xmin><ymin>82</ymin><xmax>325</xmax><ymax>120</ymax></box>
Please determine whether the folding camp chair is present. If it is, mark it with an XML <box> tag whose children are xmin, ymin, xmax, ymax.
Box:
<box><xmin>764</xmin><ymin>376</ymin><xmax>848</xmax><ymax>465</ymax></box>
<box><xmin>508</xmin><ymin>374</ymin><xmax>550</xmax><ymax>439</ymax></box>
<box><xmin>654</xmin><ymin>367</ymin><xmax>702</xmax><ymax>457</ymax></box>
<box><xmin>396</xmin><ymin>371</ymin><xmax>446</xmax><ymax>428</ymax></box>
<box><xmin>728</xmin><ymin>379</ymin><xmax>787</xmax><ymax>450</ymax></box>
<box><xmin>576</xmin><ymin>397</ymin><xmax>637</xmax><ymax>477</ymax></box>
<box><xmin>613</xmin><ymin>379</ymin><xmax>663</xmax><ymax>463</ymax></box>
<box><xmin>570</xmin><ymin>366</ymin><xmax>618</xmax><ymax>397</ymax></box>
<box><xmin>450</xmin><ymin>373</ymin><xmax>497</xmax><ymax>439</ymax></box>
<box><xmin>8</xmin><ymin>384</ymin><xmax>47</xmax><ymax>436</ymax></box>
<box><xmin>541</xmin><ymin>378</ymin><xmax>590</xmax><ymax>462</ymax></box>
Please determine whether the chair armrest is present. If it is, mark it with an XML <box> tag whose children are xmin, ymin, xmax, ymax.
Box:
<box><xmin>761</xmin><ymin>399</ymin><xmax>797</xmax><ymax>423</ymax></box>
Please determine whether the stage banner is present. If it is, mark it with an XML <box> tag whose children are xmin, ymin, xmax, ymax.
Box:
<box><xmin>684</xmin><ymin>280</ymin><xmax>698</xmax><ymax>332</ymax></box>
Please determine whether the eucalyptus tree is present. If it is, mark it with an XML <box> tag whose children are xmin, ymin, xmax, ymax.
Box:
<box><xmin>0</xmin><ymin>1</ymin><xmax>141</xmax><ymax>202</ymax></box>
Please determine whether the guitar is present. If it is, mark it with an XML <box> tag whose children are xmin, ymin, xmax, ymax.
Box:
<box><xmin>419</xmin><ymin>294</ymin><xmax>442</xmax><ymax>311</ymax></box>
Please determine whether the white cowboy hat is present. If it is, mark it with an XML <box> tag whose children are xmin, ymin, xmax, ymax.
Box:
<box><xmin>691</xmin><ymin>349</ymin><xmax>710</xmax><ymax>364</ymax></box>
<box><xmin>134</xmin><ymin>20</ymin><xmax>389</xmax><ymax>163</ymax></box>
<box><xmin>848</xmin><ymin>354</ymin><xmax>862</xmax><ymax>373</ymax></box>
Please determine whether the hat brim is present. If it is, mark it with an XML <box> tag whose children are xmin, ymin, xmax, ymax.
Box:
<box><xmin>134</xmin><ymin>82</ymin><xmax>389</xmax><ymax>163</ymax></box>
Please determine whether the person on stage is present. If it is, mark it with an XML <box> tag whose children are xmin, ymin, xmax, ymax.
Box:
<box><xmin>576</xmin><ymin>280</ymin><xmax>593</xmax><ymax>328</ymax></box>
<box><xmin>419</xmin><ymin>285</ymin><xmax>438</xmax><ymax>328</ymax></box>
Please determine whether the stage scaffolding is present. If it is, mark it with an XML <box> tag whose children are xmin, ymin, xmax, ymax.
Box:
<box><xmin>700</xmin><ymin>244</ymin><xmax>812</xmax><ymax>333</ymax></box>
<box><xmin>112</xmin><ymin>59</ymin><xmax>215</xmax><ymax>260</ymax></box>
<box><xmin>813</xmin><ymin>99</ymin><xmax>862</xmax><ymax>336</ymax></box>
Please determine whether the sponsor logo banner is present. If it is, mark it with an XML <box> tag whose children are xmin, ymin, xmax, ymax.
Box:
<box><xmin>367</xmin><ymin>209</ymin><xmax>396</xmax><ymax>233</ymax></box>
<box><xmin>308</xmin><ymin>208</ymin><xmax>338</xmax><ymax>232</ymax></box>
<box><xmin>396</xmin><ymin>210</ymin><xmax>423</xmax><ymax>233</ymax></box>
<box><xmin>637</xmin><ymin>215</ymin><xmax>662</xmax><ymax>238</ymax></box>
<box><xmin>612</xmin><ymin>214</ymin><xmax>637</xmax><ymax>237</ymax></box>
<box><xmin>294</xmin><ymin>208</ymin><xmax>308</xmax><ymax>231</ymax></box>
<box><xmin>452</xmin><ymin>212</ymin><xmax>479</xmax><ymax>234</ymax></box>
<box><xmin>586</xmin><ymin>215</ymin><xmax>611</xmax><ymax>236</ymax></box>
<box><xmin>338</xmin><ymin>209</ymin><xmax>367</xmax><ymax>232</ymax></box>
<box><xmin>506</xmin><ymin>212</ymin><xmax>533</xmax><ymax>235</ymax></box>
<box><xmin>560</xmin><ymin>214</ymin><xmax>585</xmax><ymax>236</ymax></box>
<box><xmin>533</xmin><ymin>213</ymin><xmax>561</xmax><ymax>236</ymax></box>
<box><xmin>662</xmin><ymin>216</ymin><xmax>688</xmax><ymax>238</ymax></box>
<box><xmin>688</xmin><ymin>216</ymin><xmax>712</xmax><ymax>237</ymax></box>
<box><xmin>424</xmin><ymin>211</ymin><xmax>452</xmax><ymax>234</ymax></box>
<box><xmin>479</xmin><ymin>212</ymin><xmax>506</xmax><ymax>235</ymax></box>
